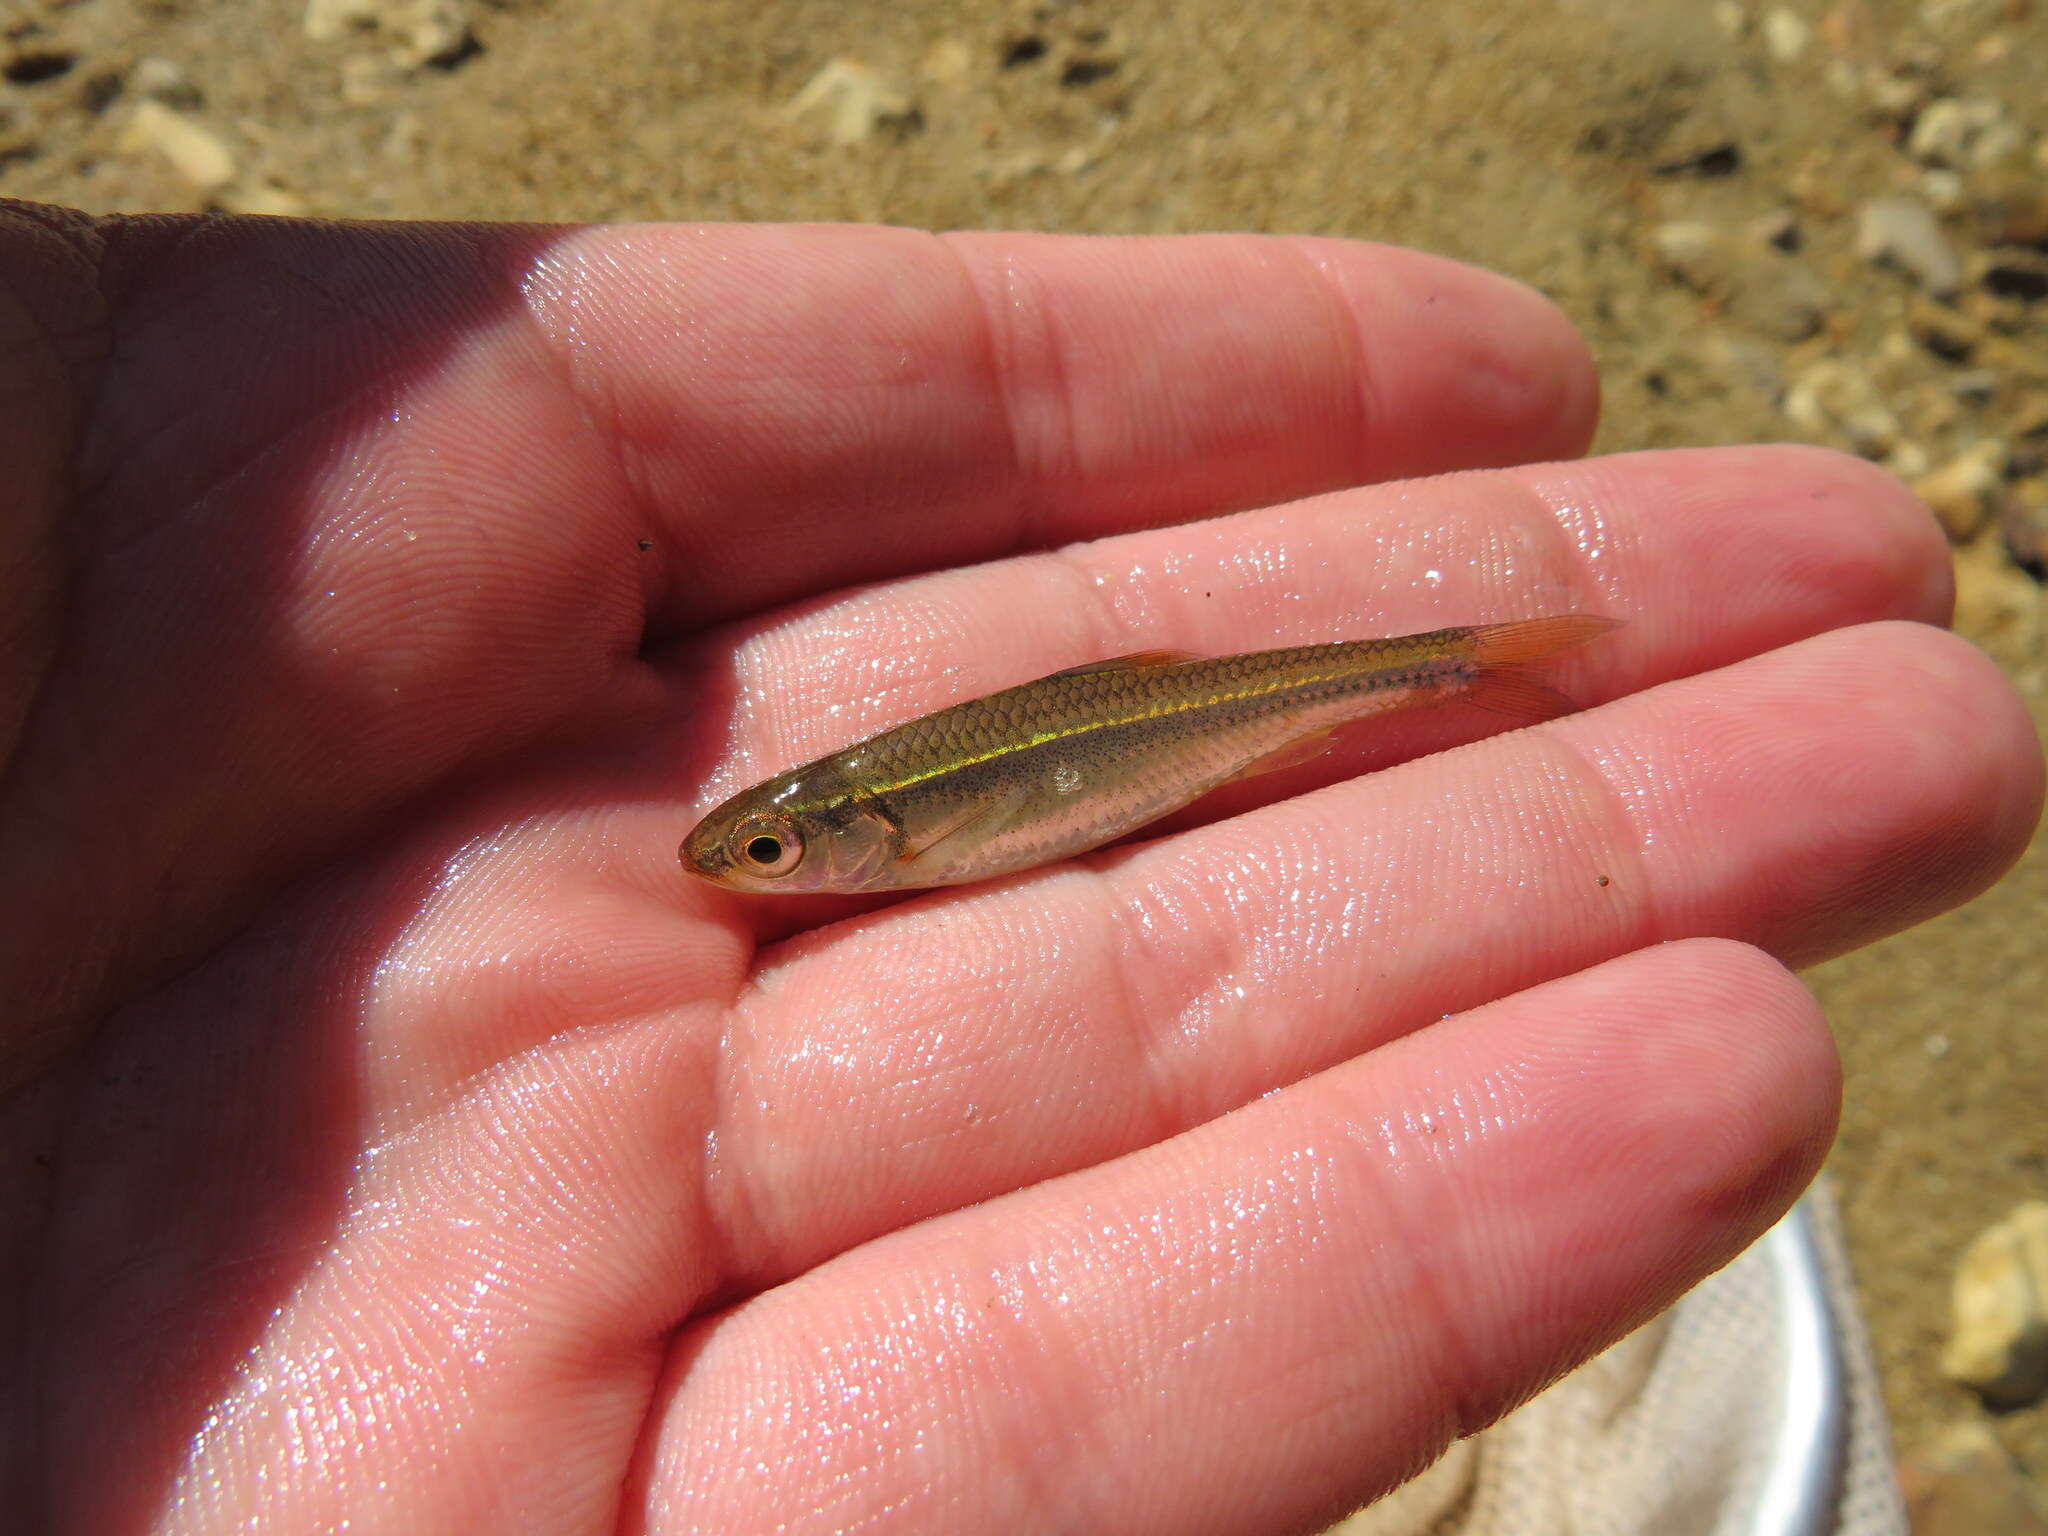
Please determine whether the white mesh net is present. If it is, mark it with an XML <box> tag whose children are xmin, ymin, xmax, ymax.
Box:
<box><xmin>1330</xmin><ymin>1183</ymin><xmax>1904</xmax><ymax>1536</ymax></box>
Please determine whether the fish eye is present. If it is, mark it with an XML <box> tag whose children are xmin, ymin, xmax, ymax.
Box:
<box><xmin>730</xmin><ymin>816</ymin><xmax>804</xmax><ymax>878</ymax></box>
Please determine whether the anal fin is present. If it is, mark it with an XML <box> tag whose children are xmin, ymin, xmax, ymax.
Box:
<box><xmin>1464</xmin><ymin>665</ymin><xmax>1582</xmax><ymax>723</ymax></box>
<box><xmin>1225</xmin><ymin>727</ymin><xmax>1339</xmax><ymax>783</ymax></box>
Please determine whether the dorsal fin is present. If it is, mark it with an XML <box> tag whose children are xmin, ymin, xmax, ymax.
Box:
<box><xmin>1045</xmin><ymin>649</ymin><xmax>1203</xmax><ymax>679</ymax></box>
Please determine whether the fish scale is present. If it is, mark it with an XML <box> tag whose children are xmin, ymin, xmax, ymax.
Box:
<box><xmin>851</xmin><ymin>639</ymin><xmax>1466</xmax><ymax>789</ymax></box>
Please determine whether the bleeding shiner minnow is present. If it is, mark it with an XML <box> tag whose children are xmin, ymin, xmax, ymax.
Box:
<box><xmin>681</xmin><ymin>615</ymin><xmax>1617</xmax><ymax>895</ymax></box>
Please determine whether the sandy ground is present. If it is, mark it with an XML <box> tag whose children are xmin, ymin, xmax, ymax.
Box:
<box><xmin>6</xmin><ymin>0</ymin><xmax>2046</xmax><ymax>1512</ymax></box>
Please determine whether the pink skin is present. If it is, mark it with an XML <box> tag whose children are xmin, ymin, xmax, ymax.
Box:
<box><xmin>0</xmin><ymin>206</ymin><xmax>2039</xmax><ymax>1534</ymax></box>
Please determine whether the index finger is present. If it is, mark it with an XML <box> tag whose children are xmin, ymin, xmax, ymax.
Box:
<box><xmin>522</xmin><ymin>226</ymin><xmax>1599</xmax><ymax>626</ymax></box>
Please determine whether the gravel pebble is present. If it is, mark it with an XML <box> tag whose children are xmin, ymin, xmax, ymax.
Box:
<box><xmin>1762</xmin><ymin>8</ymin><xmax>1809</xmax><ymax>60</ymax></box>
<box><xmin>1785</xmin><ymin>358</ymin><xmax>1901</xmax><ymax>457</ymax></box>
<box><xmin>116</xmin><ymin>100</ymin><xmax>236</xmax><ymax>192</ymax></box>
<box><xmin>1942</xmin><ymin>1202</ymin><xmax>2048</xmax><ymax>1409</ymax></box>
<box><xmin>1913</xmin><ymin>440</ymin><xmax>2007</xmax><ymax>541</ymax></box>
<box><xmin>1856</xmin><ymin>195</ymin><xmax>1963</xmax><ymax>297</ymax></box>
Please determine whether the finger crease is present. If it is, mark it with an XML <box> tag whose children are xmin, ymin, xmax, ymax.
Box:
<box><xmin>1277</xmin><ymin>236</ymin><xmax>1380</xmax><ymax>485</ymax></box>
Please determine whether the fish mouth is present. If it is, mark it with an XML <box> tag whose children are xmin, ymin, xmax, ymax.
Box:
<box><xmin>679</xmin><ymin>819</ymin><xmax>735</xmax><ymax>885</ymax></box>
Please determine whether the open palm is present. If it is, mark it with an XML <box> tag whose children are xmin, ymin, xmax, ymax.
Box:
<box><xmin>3</xmin><ymin>204</ymin><xmax>2039</xmax><ymax>1534</ymax></box>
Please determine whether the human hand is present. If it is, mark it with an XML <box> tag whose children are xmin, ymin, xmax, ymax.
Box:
<box><xmin>2</xmin><ymin>203</ymin><xmax>2038</xmax><ymax>1532</ymax></box>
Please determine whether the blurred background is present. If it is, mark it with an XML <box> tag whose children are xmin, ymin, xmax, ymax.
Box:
<box><xmin>5</xmin><ymin>0</ymin><xmax>2044</xmax><ymax>1522</ymax></box>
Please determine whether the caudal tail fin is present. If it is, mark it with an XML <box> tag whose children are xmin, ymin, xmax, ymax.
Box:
<box><xmin>1460</xmin><ymin>614</ymin><xmax>1620</xmax><ymax>723</ymax></box>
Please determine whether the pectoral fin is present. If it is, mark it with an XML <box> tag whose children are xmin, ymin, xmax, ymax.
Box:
<box><xmin>896</xmin><ymin>790</ymin><xmax>1025</xmax><ymax>865</ymax></box>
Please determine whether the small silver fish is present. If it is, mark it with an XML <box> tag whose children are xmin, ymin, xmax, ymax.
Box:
<box><xmin>682</xmin><ymin>615</ymin><xmax>1616</xmax><ymax>895</ymax></box>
